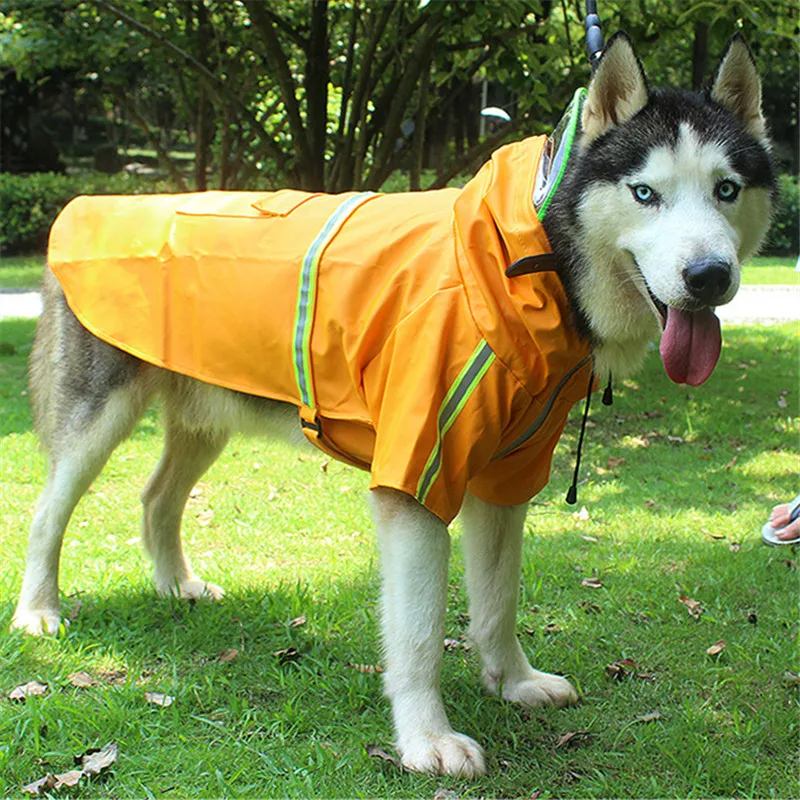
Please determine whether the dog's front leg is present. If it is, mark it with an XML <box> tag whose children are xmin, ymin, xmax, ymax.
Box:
<box><xmin>461</xmin><ymin>491</ymin><xmax>578</xmax><ymax>708</ymax></box>
<box><xmin>371</xmin><ymin>488</ymin><xmax>485</xmax><ymax>777</ymax></box>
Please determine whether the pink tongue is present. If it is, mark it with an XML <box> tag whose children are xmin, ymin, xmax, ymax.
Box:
<box><xmin>659</xmin><ymin>307</ymin><xmax>722</xmax><ymax>386</ymax></box>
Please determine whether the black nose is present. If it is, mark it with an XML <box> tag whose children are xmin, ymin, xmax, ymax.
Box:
<box><xmin>682</xmin><ymin>258</ymin><xmax>732</xmax><ymax>304</ymax></box>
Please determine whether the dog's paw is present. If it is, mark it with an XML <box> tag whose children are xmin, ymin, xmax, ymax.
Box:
<box><xmin>400</xmin><ymin>732</ymin><xmax>486</xmax><ymax>777</ymax></box>
<box><xmin>157</xmin><ymin>577</ymin><xmax>226</xmax><ymax>601</ymax></box>
<box><xmin>500</xmin><ymin>670</ymin><xmax>578</xmax><ymax>709</ymax></box>
<box><xmin>10</xmin><ymin>608</ymin><xmax>64</xmax><ymax>636</ymax></box>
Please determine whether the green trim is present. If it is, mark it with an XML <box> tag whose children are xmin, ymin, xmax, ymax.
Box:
<box><xmin>416</xmin><ymin>340</ymin><xmax>496</xmax><ymax>504</ymax></box>
<box><xmin>293</xmin><ymin>192</ymin><xmax>375</xmax><ymax>408</ymax></box>
<box><xmin>537</xmin><ymin>87</ymin><xmax>585</xmax><ymax>221</ymax></box>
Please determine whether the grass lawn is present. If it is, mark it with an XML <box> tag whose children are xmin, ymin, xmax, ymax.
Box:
<box><xmin>1</xmin><ymin>254</ymin><xmax>797</xmax><ymax>292</ymax></box>
<box><xmin>0</xmin><ymin>315</ymin><xmax>797</xmax><ymax>798</ymax></box>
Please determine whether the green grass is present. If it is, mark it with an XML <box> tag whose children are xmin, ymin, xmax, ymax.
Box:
<box><xmin>0</xmin><ymin>316</ymin><xmax>797</xmax><ymax>797</ymax></box>
<box><xmin>1</xmin><ymin>254</ymin><xmax>796</xmax><ymax>292</ymax></box>
<box><xmin>0</xmin><ymin>255</ymin><xmax>45</xmax><ymax>291</ymax></box>
<box><xmin>741</xmin><ymin>256</ymin><xmax>799</xmax><ymax>285</ymax></box>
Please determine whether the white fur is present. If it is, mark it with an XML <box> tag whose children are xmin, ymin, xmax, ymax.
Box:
<box><xmin>371</xmin><ymin>488</ymin><xmax>576</xmax><ymax>776</ymax></box>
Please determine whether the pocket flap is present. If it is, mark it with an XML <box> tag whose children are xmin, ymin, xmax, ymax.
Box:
<box><xmin>176</xmin><ymin>192</ymin><xmax>265</xmax><ymax>219</ymax></box>
<box><xmin>251</xmin><ymin>190</ymin><xmax>319</xmax><ymax>217</ymax></box>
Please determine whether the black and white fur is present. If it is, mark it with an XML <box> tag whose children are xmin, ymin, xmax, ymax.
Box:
<box><xmin>12</xmin><ymin>34</ymin><xmax>774</xmax><ymax>776</ymax></box>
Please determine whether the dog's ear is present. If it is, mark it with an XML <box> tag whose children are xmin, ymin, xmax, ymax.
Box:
<box><xmin>581</xmin><ymin>31</ymin><xmax>648</xmax><ymax>145</ymax></box>
<box><xmin>711</xmin><ymin>34</ymin><xmax>768</xmax><ymax>143</ymax></box>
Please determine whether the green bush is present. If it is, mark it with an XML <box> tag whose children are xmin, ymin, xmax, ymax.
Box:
<box><xmin>0</xmin><ymin>172</ymin><xmax>174</xmax><ymax>256</ymax></box>
<box><xmin>766</xmin><ymin>173</ymin><xmax>799</xmax><ymax>255</ymax></box>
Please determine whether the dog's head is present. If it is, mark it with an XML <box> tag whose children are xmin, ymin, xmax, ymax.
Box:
<box><xmin>554</xmin><ymin>32</ymin><xmax>776</xmax><ymax>384</ymax></box>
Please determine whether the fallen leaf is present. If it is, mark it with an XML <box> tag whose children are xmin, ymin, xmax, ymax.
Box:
<box><xmin>555</xmin><ymin>729</ymin><xmax>590</xmax><ymax>748</ymax></box>
<box><xmin>708</xmin><ymin>532</ymin><xmax>726</xmax><ymax>540</ymax></box>
<box><xmin>433</xmin><ymin>789</ymin><xmax>460</xmax><ymax>800</ymax></box>
<box><xmin>22</xmin><ymin>743</ymin><xmax>118</xmax><ymax>795</ymax></box>
<box><xmin>21</xmin><ymin>774</ymin><xmax>57</xmax><ymax>795</ymax></box>
<box><xmin>635</xmin><ymin>710</ymin><xmax>662</xmax><ymax>723</ymax></box>
<box><xmin>196</xmin><ymin>509</ymin><xmax>214</xmax><ymax>527</ymax></box>
<box><xmin>706</xmin><ymin>640</ymin><xmax>727</xmax><ymax>656</ymax></box>
<box><xmin>605</xmin><ymin>659</ymin><xmax>637</xmax><ymax>681</ymax></box>
<box><xmin>576</xmin><ymin>506</ymin><xmax>590</xmax><ymax>521</ymax></box>
<box><xmin>729</xmin><ymin>542</ymin><xmax>741</xmax><ymax>552</ymax></box>
<box><xmin>544</xmin><ymin>623</ymin><xmax>562</xmax><ymax>635</ymax></box>
<box><xmin>678</xmin><ymin>595</ymin><xmax>703</xmax><ymax>620</ymax></box>
<box><xmin>366</xmin><ymin>744</ymin><xmax>404</xmax><ymax>770</ymax></box>
<box><xmin>777</xmin><ymin>396</ymin><xmax>788</xmax><ymax>408</ymax></box>
<box><xmin>579</xmin><ymin>601</ymin><xmax>602</xmax><ymax>614</ymax></box>
<box><xmin>443</xmin><ymin>638</ymin><xmax>461</xmax><ymax>651</ymax></box>
<box><xmin>274</xmin><ymin>646</ymin><xmax>301</xmax><ymax>664</ymax></box>
<box><xmin>9</xmin><ymin>681</ymin><xmax>48</xmax><ymax>701</ymax></box>
<box><xmin>67</xmin><ymin>597</ymin><xmax>84</xmax><ymax>621</ymax></box>
<box><xmin>68</xmin><ymin>671</ymin><xmax>96</xmax><ymax>688</ymax></box>
<box><xmin>781</xmin><ymin>671</ymin><xmax>800</xmax><ymax>686</ymax></box>
<box><xmin>320</xmin><ymin>460</ymin><xmax>330</xmax><ymax>473</ymax></box>
<box><xmin>346</xmin><ymin>663</ymin><xmax>384</xmax><ymax>674</ymax></box>
<box><xmin>784</xmin><ymin>559</ymin><xmax>797</xmax><ymax>571</ymax></box>
<box><xmin>80</xmin><ymin>742</ymin><xmax>118</xmax><ymax>775</ymax></box>
<box><xmin>724</xmin><ymin>455</ymin><xmax>738</xmax><ymax>470</ymax></box>
<box><xmin>289</xmin><ymin>615</ymin><xmax>307</xmax><ymax>628</ymax></box>
<box><xmin>217</xmin><ymin>648</ymin><xmax>239</xmax><ymax>663</ymax></box>
<box><xmin>580</xmin><ymin>534</ymin><xmax>598</xmax><ymax>543</ymax></box>
<box><xmin>144</xmin><ymin>691</ymin><xmax>175</xmax><ymax>707</ymax></box>
<box><xmin>96</xmin><ymin>669</ymin><xmax>127</xmax><ymax>685</ymax></box>
<box><xmin>52</xmin><ymin>770</ymin><xmax>83</xmax><ymax>788</ymax></box>
<box><xmin>605</xmin><ymin>456</ymin><xmax>626</xmax><ymax>470</ymax></box>
<box><xmin>581</xmin><ymin>577</ymin><xmax>603</xmax><ymax>589</ymax></box>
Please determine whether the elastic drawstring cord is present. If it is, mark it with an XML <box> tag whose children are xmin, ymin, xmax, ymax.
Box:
<box><xmin>566</xmin><ymin>370</ymin><xmax>613</xmax><ymax>505</ymax></box>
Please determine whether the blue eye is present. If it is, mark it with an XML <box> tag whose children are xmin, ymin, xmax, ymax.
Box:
<box><xmin>630</xmin><ymin>184</ymin><xmax>659</xmax><ymax>205</ymax></box>
<box><xmin>716</xmin><ymin>179</ymin><xmax>740</xmax><ymax>202</ymax></box>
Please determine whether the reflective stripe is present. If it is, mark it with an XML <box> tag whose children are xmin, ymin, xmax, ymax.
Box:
<box><xmin>417</xmin><ymin>340</ymin><xmax>496</xmax><ymax>504</ymax></box>
<box><xmin>293</xmin><ymin>192</ymin><xmax>375</xmax><ymax>408</ymax></box>
<box><xmin>492</xmin><ymin>355</ymin><xmax>591</xmax><ymax>461</ymax></box>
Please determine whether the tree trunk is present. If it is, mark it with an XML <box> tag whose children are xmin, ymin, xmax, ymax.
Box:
<box><xmin>305</xmin><ymin>0</ymin><xmax>329</xmax><ymax>191</ymax></box>
<box><xmin>409</xmin><ymin>61</ymin><xmax>431</xmax><ymax>191</ymax></box>
<box><xmin>691</xmin><ymin>21</ymin><xmax>709</xmax><ymax>90</ymax></box>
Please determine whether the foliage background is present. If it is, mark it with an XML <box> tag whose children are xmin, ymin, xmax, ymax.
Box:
<box><xmin>1</xmin><ymin>0</ymin><xmax>797</xmax><ymax>256</ymax></box>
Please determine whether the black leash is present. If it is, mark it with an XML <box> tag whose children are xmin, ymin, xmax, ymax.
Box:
<box><xmin>564</xmin><ymin>2</ymin><xmax>611</xmax><ymax>505</ymax></box>
<box><xmin>584</xmin><ymin>0</ymin><xmax>605</xmax><ymax>71</ymax></box>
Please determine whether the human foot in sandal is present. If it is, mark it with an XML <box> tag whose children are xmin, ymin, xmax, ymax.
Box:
<box><xmin>762</xmin><ymin>495</ymin><xmax>800</xmax><ymax>545</ymax></box>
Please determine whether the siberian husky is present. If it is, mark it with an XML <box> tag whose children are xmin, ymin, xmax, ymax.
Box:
<box><xmin>12</xmin><ymin>33</ymin><xmax>774</xmax><ymax>776</ymax></box>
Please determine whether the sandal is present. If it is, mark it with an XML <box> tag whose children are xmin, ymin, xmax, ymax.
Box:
<box><xmin>762</xmin><ymin>494</ymin><xmax>800</xmax><ymax>546</ymax></box>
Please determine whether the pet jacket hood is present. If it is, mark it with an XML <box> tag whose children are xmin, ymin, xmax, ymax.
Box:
<box><xmin>48</xmin><ymin>136</ymin><xmax>593</xmax><ymax>524</ymax></box>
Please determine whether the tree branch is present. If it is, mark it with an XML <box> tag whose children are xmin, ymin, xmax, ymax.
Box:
<box><xmin>243</xmin><ymin>0</ymin><xmax>312</xmax><ymax>184</ymax></box>
<box><xmin>90</xmin><ymin>0</ymin><xmax>296</xmax><ymax>183</ymax></box>
<box><xmin>429</xmin><ymin>116</ymin><xmax>531</xmax><ymax>190</ymax></box>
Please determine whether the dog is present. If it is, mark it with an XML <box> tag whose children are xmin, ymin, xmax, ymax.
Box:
<box><xmin>12</xmin><ymin>33</ymin><xmax>775</xmax><ymax>777</ymax></box>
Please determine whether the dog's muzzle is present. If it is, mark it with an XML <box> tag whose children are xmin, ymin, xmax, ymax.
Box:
<box><xmin>682</xmin><ymin>257</ymin><xmax>732</xmax><ymax>306</ymax></box>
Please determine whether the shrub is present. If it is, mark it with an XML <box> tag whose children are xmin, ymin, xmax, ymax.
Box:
<box><xmin>0</xmin><ymin>172</ymin><xmax>174</xmax><ymax>256</ymax></box>
<box><xmin>766</xmin><ymin>173</ymin><xmax>799</xmax><ymax>255</ymax></box>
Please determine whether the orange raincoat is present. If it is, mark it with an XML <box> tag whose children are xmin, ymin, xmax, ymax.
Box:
<box><xmin>49</xmin><ymin>136</ymin><xmax>593</xmax><ymax>524</ymax></box>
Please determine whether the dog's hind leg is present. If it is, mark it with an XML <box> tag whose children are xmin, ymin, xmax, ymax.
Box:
<box><xmin>460</xmin><ymin>491</ymin><xmax>578</xmax><ymax>709</ymax></box>
<box><xmin>371</xmin><ymin>488</ymin><xmax>486</xmax><ymax>778</ymax></box>
<box><xmin>12</xmin><ymin>388</ymin><xmax>148</xmax><ymax>635</ymax></box>
<box><xmin>140</xmin><ymin>411</ymin><xmax>229</xmax><ymax>600</ymax></box>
